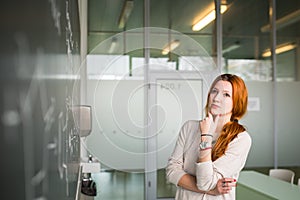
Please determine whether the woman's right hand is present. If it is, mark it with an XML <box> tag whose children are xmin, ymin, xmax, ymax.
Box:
<box><xmin>200</xmin><ymin>113</ymin><xmax>219</xmax><ymax>134</ymax></box>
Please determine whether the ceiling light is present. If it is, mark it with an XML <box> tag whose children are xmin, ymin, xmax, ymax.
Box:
<box><xmin>261</xmin><ymin>9</ymin><xmax>300</xmax><ymax>32</ymax></box>
<box><xmin>118</xmin><ymin>0</ymin><xmax>134</xmax><ymax>29</ymax></box>
<box><xmin>162</xmin><ymin>40</ymin><xmax>180</xmax><ymax>55</ymax></box>
<box><xmin>223</xmin><ymin>42</ymin><xmax>241</xmax><ymax>54</ymax></box>
<box><xmin>262</xmin><ymin>42</ymin><xmax>297</xmax><ymax>57</ymax></box>
<box><xmin>108</xmin><ymin>37</ymin><xmax>117</xmax><ymax>53</ymax></box>
<box><xmin>192</xmin><ymin>5</ymin><xmax>228</xmax><ymax>31</ymax></box>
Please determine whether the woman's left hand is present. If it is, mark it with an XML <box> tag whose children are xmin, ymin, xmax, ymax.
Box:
<box><xmin>210</xmin><ymin>178</ymin><xmax>237</xmax><ymax>195</ymax></box>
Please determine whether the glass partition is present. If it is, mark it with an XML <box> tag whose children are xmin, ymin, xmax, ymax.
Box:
<box><xmin>149</xmin><ymin>0</ymin><xmax>216</xmax><ymax>199</ymax></box>
<box><xmin>276</xmin><ymin>0</ymin><xmax>300</xmax><ymax>183</ymax></box>
<box><xmin>222</xmin><ymin>0</ymin><xmax>272</xmax><ymax>80</ymax></box>
<box><xmin>275</xmin><ymin>0</ymin><xmax>299</xmax><ymax>81</ymax></box>
<box><xmin>222</xmin><ymin>0</ymin><xmax>275</xmax><ymax>169</ymax></box>
<box><xmin>86</xmin><ymin>1</ymin><xmax>145</xmax><ymax>199</ymax></box>
<box><xmin>86</xmin><ymin>1</ymin><xmax>300</xmax><ymax>199</ymax></box>
<box><xmin>156</xmin><ymin>77</ymin><xmax>204</xmax><ymax>198</ymax></box>
<box><xmin>222</xmin><ymin>0</ymin><xmax>300</xmax><ymax>185</ymax></box>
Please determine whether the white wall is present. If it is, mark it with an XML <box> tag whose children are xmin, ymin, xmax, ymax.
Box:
<box><xmin>243</xmin><ymin>82</ymin><xmax>300</xmax><ymax>167</ymax></box>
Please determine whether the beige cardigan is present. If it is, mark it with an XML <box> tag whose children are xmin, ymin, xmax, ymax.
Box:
<box><xmin>166</xmin><ymin>120</ymin><xmax>252</xmax><ymax>200</ymax></box>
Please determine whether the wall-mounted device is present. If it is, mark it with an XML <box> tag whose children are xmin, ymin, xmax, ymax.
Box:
<box><xmin>72</xmin><ymin>105</ymin><xmax>92</xmax><ymax>137</ymax></box>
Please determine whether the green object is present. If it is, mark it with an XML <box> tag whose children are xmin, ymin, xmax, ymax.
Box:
<box><xmin>237</xmin><ymin>171</ymin><xmax>300</xmax><ymax>200</ymax></box>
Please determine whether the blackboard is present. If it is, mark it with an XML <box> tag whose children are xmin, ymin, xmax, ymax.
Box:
<box><xmin>0</xmin><ymin>0</ymin><xmax>81</xmax><ymax>199</ymax></box>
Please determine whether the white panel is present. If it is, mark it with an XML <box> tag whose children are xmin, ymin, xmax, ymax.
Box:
<box><xmin>277</xmin><ymin>82</ymin><xmax>300</xmax><ymax>166</ymax></box>
<box><xmin>243</xmin><ymin>82</ymin><xmax>300</xmax><ymax>167</ymax></box>
<box><xmin>242</xmin><ymin>82</ymin><xmax>274</xmax><ymax>167</ymax></box>
<box><xmin>86</xmin><ymin>80</ymin><xmax>145</xmax><ymax>171</ymax></box>
<box><xmin>156</xmin><ymin>79</ymin><xmax>203</xmax><ymax>169</ymax></box>
<box><xmin>87</xmin><ymin>54</ymin><xmax>130</xmax><ymax>76</ymax></box>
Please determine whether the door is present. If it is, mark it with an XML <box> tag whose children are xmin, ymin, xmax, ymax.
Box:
<box><xmin>146</xmin><ymin>71</ymin><xmax>205</xmax><ymax>200</ymax></box>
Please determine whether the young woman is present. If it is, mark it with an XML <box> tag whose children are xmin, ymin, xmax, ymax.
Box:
<box><xmin>166</xmin><ymin>74</ymin><xmax>252</xmax><ymax>199</ymax></box>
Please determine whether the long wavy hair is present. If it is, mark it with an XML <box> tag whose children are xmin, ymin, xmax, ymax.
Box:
<box><xmin>204</xmin><ymin>74</ymin><xmax>248</xmax><ymax>161</ymax></box>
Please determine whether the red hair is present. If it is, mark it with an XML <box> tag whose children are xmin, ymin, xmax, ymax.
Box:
<box><xmin>204</xmin><ymin>74</ymin><xmax>248</xmax><ymax>161</ymax></box>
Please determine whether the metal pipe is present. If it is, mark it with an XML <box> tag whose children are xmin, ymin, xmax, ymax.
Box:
<box><xmin>215</xmin><ymin>0</ymin><xmax>222</xmax><ymax>73</ymax></box>
<box><xmin>269</xmin><ymin>0</ymin><xmax>278</xmax><ymax>169</ymax></box>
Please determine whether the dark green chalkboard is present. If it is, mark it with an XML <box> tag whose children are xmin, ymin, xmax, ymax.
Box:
<box><xmin>0</xmin><ymin>0</ymin><xmax>81</xmax><ymax>199</ymax></box>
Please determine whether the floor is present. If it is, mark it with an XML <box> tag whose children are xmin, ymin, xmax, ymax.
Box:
<box><xmin>92</xmin><ymin>170</ymin><xmax>144</xmax><ymax>200</ymax></box>
<box><xmin>87</xmin><ymin>167</ymin><xmax>300</xmax><ymax>200</ymax></box>
<box><xmin>90</xmin><ymin>169</ymin><xmax>176</xmax><ymax>200</ymax></box>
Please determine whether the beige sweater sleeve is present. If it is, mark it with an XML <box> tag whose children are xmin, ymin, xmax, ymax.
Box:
<box><xmin>196</xmin><ymin>132</ymin><xmax>252</xmax><ymax>191</ymax></box>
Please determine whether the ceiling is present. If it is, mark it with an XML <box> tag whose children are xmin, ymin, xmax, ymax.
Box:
<box><xmin>88</xmin><ymin>0</ymin><xmax>300</xmax><ymax>60</ymax></box>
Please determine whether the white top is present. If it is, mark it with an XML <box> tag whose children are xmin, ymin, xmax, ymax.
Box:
<box><xmin>166</xmin><ymin>120</ymin><xmax>252</xmax><ymax>200</ymax></box>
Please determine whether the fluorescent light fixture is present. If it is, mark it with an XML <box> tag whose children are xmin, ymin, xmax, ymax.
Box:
<box><xmin>108</xmin><ymin>37</ymin><xmax>117</xmax><ymax>53</ymax></box>
<box><xmin>261</xmin><ymin>9</ymin><xmax>300</xmax><ymax>32</ymax></box>
<box><xmin>262</xmin><ymin>43</ymin><xmax>297</xmax><ymax>57</ymax></box>
<box><xmin>192</xmin><ymin>5</ymin><xmax>228</xmax><ymax>31</ymax></box>
<box><xmin>223</xmin><ymin>43</ymin><xmax>241</xmax><ymax>54</ymax></box>
<box><xmin>118</xmin><ymin>0</ymin><xmax>134</xmax><ymax>29</ymax></box>
<box><xmin>162</xmin><ymin>40</ymin><xmax>180</xmax><ymax>55</ymax></box>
